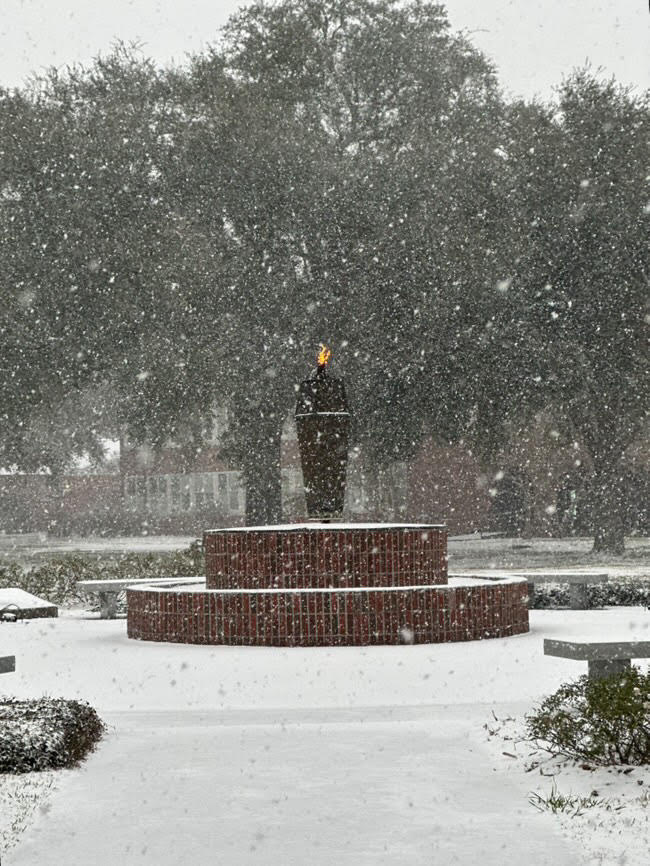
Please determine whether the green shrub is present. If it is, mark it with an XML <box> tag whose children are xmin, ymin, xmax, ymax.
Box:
<box><xmin>0</xmin><ymin>698</ymin><xmax>105</xmax><ymax>774</ymax></box>
<box><xmin>527</xmin><ymin>667</ymin><xmax>650</xmax><ymax>765</ymax></box>
<box><xmin>588</xmin><ymin>580</ymin><xmax>650</xmax><ymax>608</ymax></box>
<box><xmin>0</xmin><ymin>541</ymin><xmax>204</xmax><ymax>607</ymax></box>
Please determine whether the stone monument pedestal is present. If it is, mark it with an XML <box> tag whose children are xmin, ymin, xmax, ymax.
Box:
<box><xmin>127</xmin><ymin>523</ymin><xmax>529</xmax><ymax>646</ymax></box>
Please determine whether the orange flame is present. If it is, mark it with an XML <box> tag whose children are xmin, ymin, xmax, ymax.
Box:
<box><xmin>318</xmin><ymin>344</ymin><xmax>332</xmax><ymax>367</ymax></box>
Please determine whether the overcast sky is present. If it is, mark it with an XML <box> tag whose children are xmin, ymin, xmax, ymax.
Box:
<box><xmin>1</xmin><ymin>0</ymin><xmax>648</xmax><ymax>100</ymax></box>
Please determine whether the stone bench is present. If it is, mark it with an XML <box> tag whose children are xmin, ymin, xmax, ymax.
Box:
<box><xmin>78</xmin><ymin>577</ymin><xmax>200</xmax><ymax>619</ymax></box>
<box><xmin>544</xmin><ymin>638</ymin><xmax>650</xmax><ymax>679</ymax></box>
<box><xmin>450</xmin><ymin>571</ymin><xmax>609</xmax><ymax>609</ymax></box>
<box><xmin>0</xmin><ymin>655</ymin><xmax>15</xmax><ymax>674</ymax></box>
<box><xmin>525</xmin><ymin>572</ymin><xmax>610</xmax><ymax>609</ymax></box>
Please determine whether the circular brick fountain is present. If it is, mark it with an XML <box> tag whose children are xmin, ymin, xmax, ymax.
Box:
<box><xmin>127</xmin><ymin>350</ymin><xmax>528</xmax><ymax>646</ymax></box>
<box><xmin>126</xmin><ymin>523</ymin><xmax>529</xmax><ymax>645</ymax></box>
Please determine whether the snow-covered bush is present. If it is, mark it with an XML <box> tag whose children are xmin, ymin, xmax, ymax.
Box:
<box><xmin>588</xmin><ymin>580</ymin><xmax>650</xmax><ymax>609</ymax></box>
<box><xmin>532</xmin><ymin>580</ymin><xmax>650</xmax><ymax>609</ymax></box>
<box><xmin>527</xmin><ymin>668</ymin><xmax>650</xmax><ymax>765</ymax></box>
<box><xmin>0</xmin><ymin>541</ymin><xmax>204</xmax><ymax>607</ymax></box>
<box><xmin>0</xmin><ymin>698</ymin><xmax>105</xmax><ymax>774</ymax></box>
<box><xmin>0</xmin><ymin>564</ymin><xmax>23</xmax><ymax>588</ymax></box>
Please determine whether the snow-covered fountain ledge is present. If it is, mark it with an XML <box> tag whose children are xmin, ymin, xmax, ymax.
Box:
<box><xmin>126</xmin><ymin>524</ymin><xmax>529</xmax><ymax>646</ymax></box>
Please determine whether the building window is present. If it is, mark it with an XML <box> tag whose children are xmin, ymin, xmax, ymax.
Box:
<box><xmin>157</xmin><ymin>476</ymin><xmax>169</xmax><ymax>513</ymax></box>
<box><xmin>216</xmin><ymin>472</ymin><xmax>244</xmax><ymax>514</ymax></box>
<box><xmin>217</xmin><ymin>473</ymin><xmax>228</xmax><ymax>508</ymax></box>
<box><xmin>170</xmin><ymin>476</ymin><xmax>181</xmax><ymax>510</ymax></box>
<box><xmin>181</xmin><ymin>479</ymin><xmax>191</xmax><ymax>511</ymax></box>
<box><xmin>125</xmin><ymin>470</ymin><xmax>243</xmax><ymax>515</ymax></box>
<box><xmin>209</xmin><ymin>406</ymin><xmax>230</xmax><ymax>445</ymax></box>
<box><xmin>228</xmin><ymin>478</ymin><xmax>240</xmax><ymax>513</ymax></box>
<box><xmin>195</xmin><ymin>473</ymin><xmax>215</xmax><ymax>509</ymax></box>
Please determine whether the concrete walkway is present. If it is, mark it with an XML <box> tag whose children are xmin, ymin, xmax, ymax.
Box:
<box><xmin>6</xmin><ymin>706</ymin><xmax>584</xmax><ymax>866</ymax></box>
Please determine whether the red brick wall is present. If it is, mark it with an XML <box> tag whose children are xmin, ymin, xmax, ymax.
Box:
<box><xmin>59</xmin><ymin>476</ymin><xmax>122</xmax><ymax>512</ymax></box>
<box><xmin>129</xmin><ymin>522</ymin><xmax>529</xmax><ymax>647</ymax></box>
<box><xmin>0</xmin><ymin>475</ymin><xmax>52</xmax><ymax>531</ymax></box>
<box><xmin>0</xmin><ymin>474</ymin><xmax>121</xmax><ymax>533</ymax></box>
<box><xmin>204</xmin><ymin>525</ymin><xmax>448</xmax><ymax>590</ymax></box>
<box><xmin>119</xmin><ymin>445</ymin><xmax>231</xmax><ymax>476</ymax></box>
<box><xmin>407</xmin><ymin>440</ymin><xmax>491</xmax><ymax>534</ymax></box>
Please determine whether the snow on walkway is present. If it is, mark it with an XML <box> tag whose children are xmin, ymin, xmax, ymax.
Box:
<box><xmin>2</xmin><ymin>607</ymin><xmax>649</xmax><ymax>864</ymax></box>
<box><xmin>4</xmin><ymin>608</ymin><xmax>649</xmax><ymax>712</ymax></box>
<box><xmin>5</xmin><ymin>706</ymin><xmax>581</xmax><ymax>866</ymax></box>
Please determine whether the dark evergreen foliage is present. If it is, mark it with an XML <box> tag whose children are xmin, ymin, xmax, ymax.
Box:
<box><xmin>532</xmin><ymin>579</ymin><xmax>650</xmax><ymax>610</ymax></box>
<box><xmin>0</xmin><ymin>698</ymin><xmax>105</xmax><ymax>774</ymax></box>
<box><xmin>0</xmin><ymin>1</ymin><xmax>647</xmax><ymax>548</ymax></box>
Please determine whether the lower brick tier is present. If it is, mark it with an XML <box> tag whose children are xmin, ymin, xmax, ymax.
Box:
<box><xmin>127</xmin><ymin>578</ymin><xmax>529</xmax><ymax>646</ymax></box>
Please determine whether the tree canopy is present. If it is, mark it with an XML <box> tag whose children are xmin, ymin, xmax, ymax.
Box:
<box><xmin>0</xmin><ymin>1</ymin><xmax>647</xmax><ymax>549</ymax></box>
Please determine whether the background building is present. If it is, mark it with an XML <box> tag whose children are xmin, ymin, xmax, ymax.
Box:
<box><xmin>0</xmin><ymin>411</ymin><xmax>647</xmax><ymax>538</ymax></box>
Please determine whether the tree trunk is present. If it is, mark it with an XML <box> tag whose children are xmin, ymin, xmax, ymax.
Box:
<box><xmin>243</xmin><ymin>422</ymin><xmax>283</xmax><ymax>526</ymax></box>
<box><xmin>591</xmin><ymin>463</ymin><xmax>625</xmax><ymax>554</ymax></box>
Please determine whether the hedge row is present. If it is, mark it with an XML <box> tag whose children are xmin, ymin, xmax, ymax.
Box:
<box><xmin>533</xmin><ymin>579</ymin><xmax>650</xmax><ymax>609</ymax></box>
<box><xmin>0</xmin><ymin>541</ymin><xmax>204</xmax><ymax>607</ymax></box>
<box><xmin>1</xmin><ymin>545</ymin><xmax>648</xmax><ymax>611</ymax></box>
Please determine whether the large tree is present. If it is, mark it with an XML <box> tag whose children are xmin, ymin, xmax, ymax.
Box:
<box><xmin>482</xmin><ymin>74</ymin><xmax>649</xmax><ymax>551</ymax></box>
<box><xmin>0</xmin><ymin>48</ymin><xmax>201</xmax><ymax>472</ymax></box>
<box><xmin>170</xmin><ymin>0</ymin><xmax>503</xmax><ymax>521</ymax></box>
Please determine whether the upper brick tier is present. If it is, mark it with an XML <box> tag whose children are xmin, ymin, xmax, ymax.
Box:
<box><xmin>204</xmin><ymin>523</ymin><xmax>448</xmax><ymax>590</ymax></box>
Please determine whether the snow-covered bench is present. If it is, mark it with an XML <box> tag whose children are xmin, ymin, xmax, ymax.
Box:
<box><xmin>78</xmin><ymin>577</ymin><xmax>200</xmax><ymax>619</ymax></box>
<box><xmin>0</xmin><ymin>656</ymin><xmax>15</xmax><ymax>674</ymax></box>
<box><xmin>544</xmin><ymin>638</ymin><xmax>650</xmax><ymax>679</ymax></box>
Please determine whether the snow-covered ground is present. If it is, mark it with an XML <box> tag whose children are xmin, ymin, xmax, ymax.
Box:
<box><xmin>1</xmin><ymin>603</ymin><xmax>649</xmax><ymax>865</ymax></box>
<box><xmin>448</xmin><ymin>534</ymin><xmax>650</xmax><ymax>576</ymax></box>
<box><xmin>0</xmin><ymin>534</ymin><xmax>197</xmax><ymax>556</ymax></box>
<box><xmin>3</xmin><ymin>531</ymin><xmax>648</xmax><ymax>574</ymax></box>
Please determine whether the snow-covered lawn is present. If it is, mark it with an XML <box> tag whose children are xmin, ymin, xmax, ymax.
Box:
<box><xmin>5</xmin><ymin>530</ymin><xmax>649</xmax><ymax>575</ymax></box>
<box><xmin>447</xmin><ymin>534</ymin><xmax>650</xmax><ymax>576</ymax></box>
<box><xmin>1</xmin><ymin>604</ymin><xmax>649</xmax><ymax>864</ymax></box>
<box><xmin>0</xmin><ymin>533</ymin><xmax>197</xmax><ymax>560</ymax></box>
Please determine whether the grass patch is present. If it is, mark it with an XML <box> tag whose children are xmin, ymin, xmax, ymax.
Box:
<box><xmin>528</xmin><ymin>782</ymin><xmax>612</xmax><ymax>816</ymax></box>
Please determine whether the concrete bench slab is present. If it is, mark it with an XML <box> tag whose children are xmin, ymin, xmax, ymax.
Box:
<box><xmin>525</xmin><ymin>572</ymin><xmax>608</xmax><ymax>585</ymax></box>
<box><xmin>0</xmin><ymin>588</ymin><xmax>58</xmax><ymax>620</ymax></box>
<box><xmin>78</xmin><ymin>577</ymin><xmax>200</xmax><ymax>619</ymax></box>
<box><xmin>528</xmin><ymin>573</ymin><xmax>609</xmax><ymax>610</ymax></box>
<box><xmin>0</xmin><ymin>655</ymin><xmax>16</xmax><ymax>674</ymax></box>
<box><xmin>450</xmin><ymin>571</ymin><xmax>609</xmax><ymax>609</ymax></box>
<box><xmin>544</xmin><ymin>638</ymin><xmax>650</xmax><ymax>679</ymax></box>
